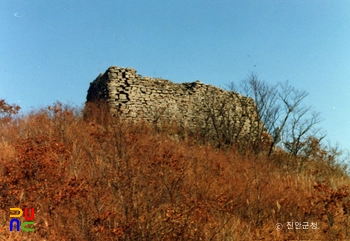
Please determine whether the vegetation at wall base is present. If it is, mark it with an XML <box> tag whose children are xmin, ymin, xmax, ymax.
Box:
<box><xmin>0</xmin><ymin>99</ymin><xmax>349</xmax><ymax>240</ymax></box>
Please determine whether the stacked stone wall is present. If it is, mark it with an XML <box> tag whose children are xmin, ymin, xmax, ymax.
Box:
<box><xmin>86</xmin><ymin>66</ymin><xmax>262</xmax><ymax>141</ymax></box>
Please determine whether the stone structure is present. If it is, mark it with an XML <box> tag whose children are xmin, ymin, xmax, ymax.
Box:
<box><xmin>86</xmin><ymin>66</ymin><xmax>263</xmax><ymax>143</ymax></box>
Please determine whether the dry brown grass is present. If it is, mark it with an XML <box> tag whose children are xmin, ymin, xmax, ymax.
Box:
<box><xmin>0</xmin><ymin>100</ymin><xmax>349</xmax><ymax>240</ymax></box>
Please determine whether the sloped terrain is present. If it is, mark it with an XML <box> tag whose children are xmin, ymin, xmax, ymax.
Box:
<box><xmin>0</xmin><ymin>100</ymin><xmax>349</xmax><ymax>240</ymax></box>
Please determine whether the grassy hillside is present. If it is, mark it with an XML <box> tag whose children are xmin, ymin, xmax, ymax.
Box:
<box><xmin>0</xmin><ymin>100</ymin><xmax>349</xmax><ymax>240</ymax></box>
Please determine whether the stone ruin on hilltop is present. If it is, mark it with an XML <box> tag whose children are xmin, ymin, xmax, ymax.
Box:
<box><xmin>86</xmin><ymin>66</ymin><xmax>264</xmax><ymax>144</ymax></box>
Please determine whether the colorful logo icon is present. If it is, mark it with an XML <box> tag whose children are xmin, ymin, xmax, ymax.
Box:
<box><xmin>9</xmin><ymin>208</ymin><xmax>35</xmax><ymax>232</ymax></box>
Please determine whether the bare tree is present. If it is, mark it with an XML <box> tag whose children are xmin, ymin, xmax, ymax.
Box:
<box><xmin>234</xmin><ymin>73</ymin><xmax>280</xmax><ymax>153</ymax></box>
<box><xmin>235</xmin><ymin>73</ymin><xmax>324</xmax><ymax>156</ymax></box>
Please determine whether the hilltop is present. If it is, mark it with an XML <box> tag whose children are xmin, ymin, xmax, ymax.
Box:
<box><xmin>0</xmin><ymin>97</ymin><xmax>349</xmax><ymax>240</ymax></box>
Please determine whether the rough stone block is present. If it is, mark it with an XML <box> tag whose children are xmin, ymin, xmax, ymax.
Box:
<box><xmin>86</xmin><ymin>66</ymin><xmax>264</xmax><ymax>142</ymax></box>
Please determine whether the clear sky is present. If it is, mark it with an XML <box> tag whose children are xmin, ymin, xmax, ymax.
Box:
<box><xmin>1</xmin><ymin>1</ymin><xmax>349</xmax><ymax>151</ymax></box>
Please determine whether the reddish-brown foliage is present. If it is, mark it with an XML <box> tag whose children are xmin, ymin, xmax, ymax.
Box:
<box><xmin>0</xmin><ymin>99</ymin><xmax>20</xmax><ymax>126</ymax></box>
<box><xmin>0</xmin><ymin>100</ymin><xmax>349</xmax><ymax>240</ymax></box>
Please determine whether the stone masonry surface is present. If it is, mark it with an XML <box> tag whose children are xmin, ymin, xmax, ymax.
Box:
<box><xmin>86</xmin><ymin>66</ymin><xmax>262</xmax><ymax>141</ymax></box>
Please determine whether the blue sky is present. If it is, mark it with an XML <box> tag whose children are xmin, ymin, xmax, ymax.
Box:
<box><xmin>1</xmin><ymin>0</ymin><xmax>349</xmax><ymax>151</ymax></box>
